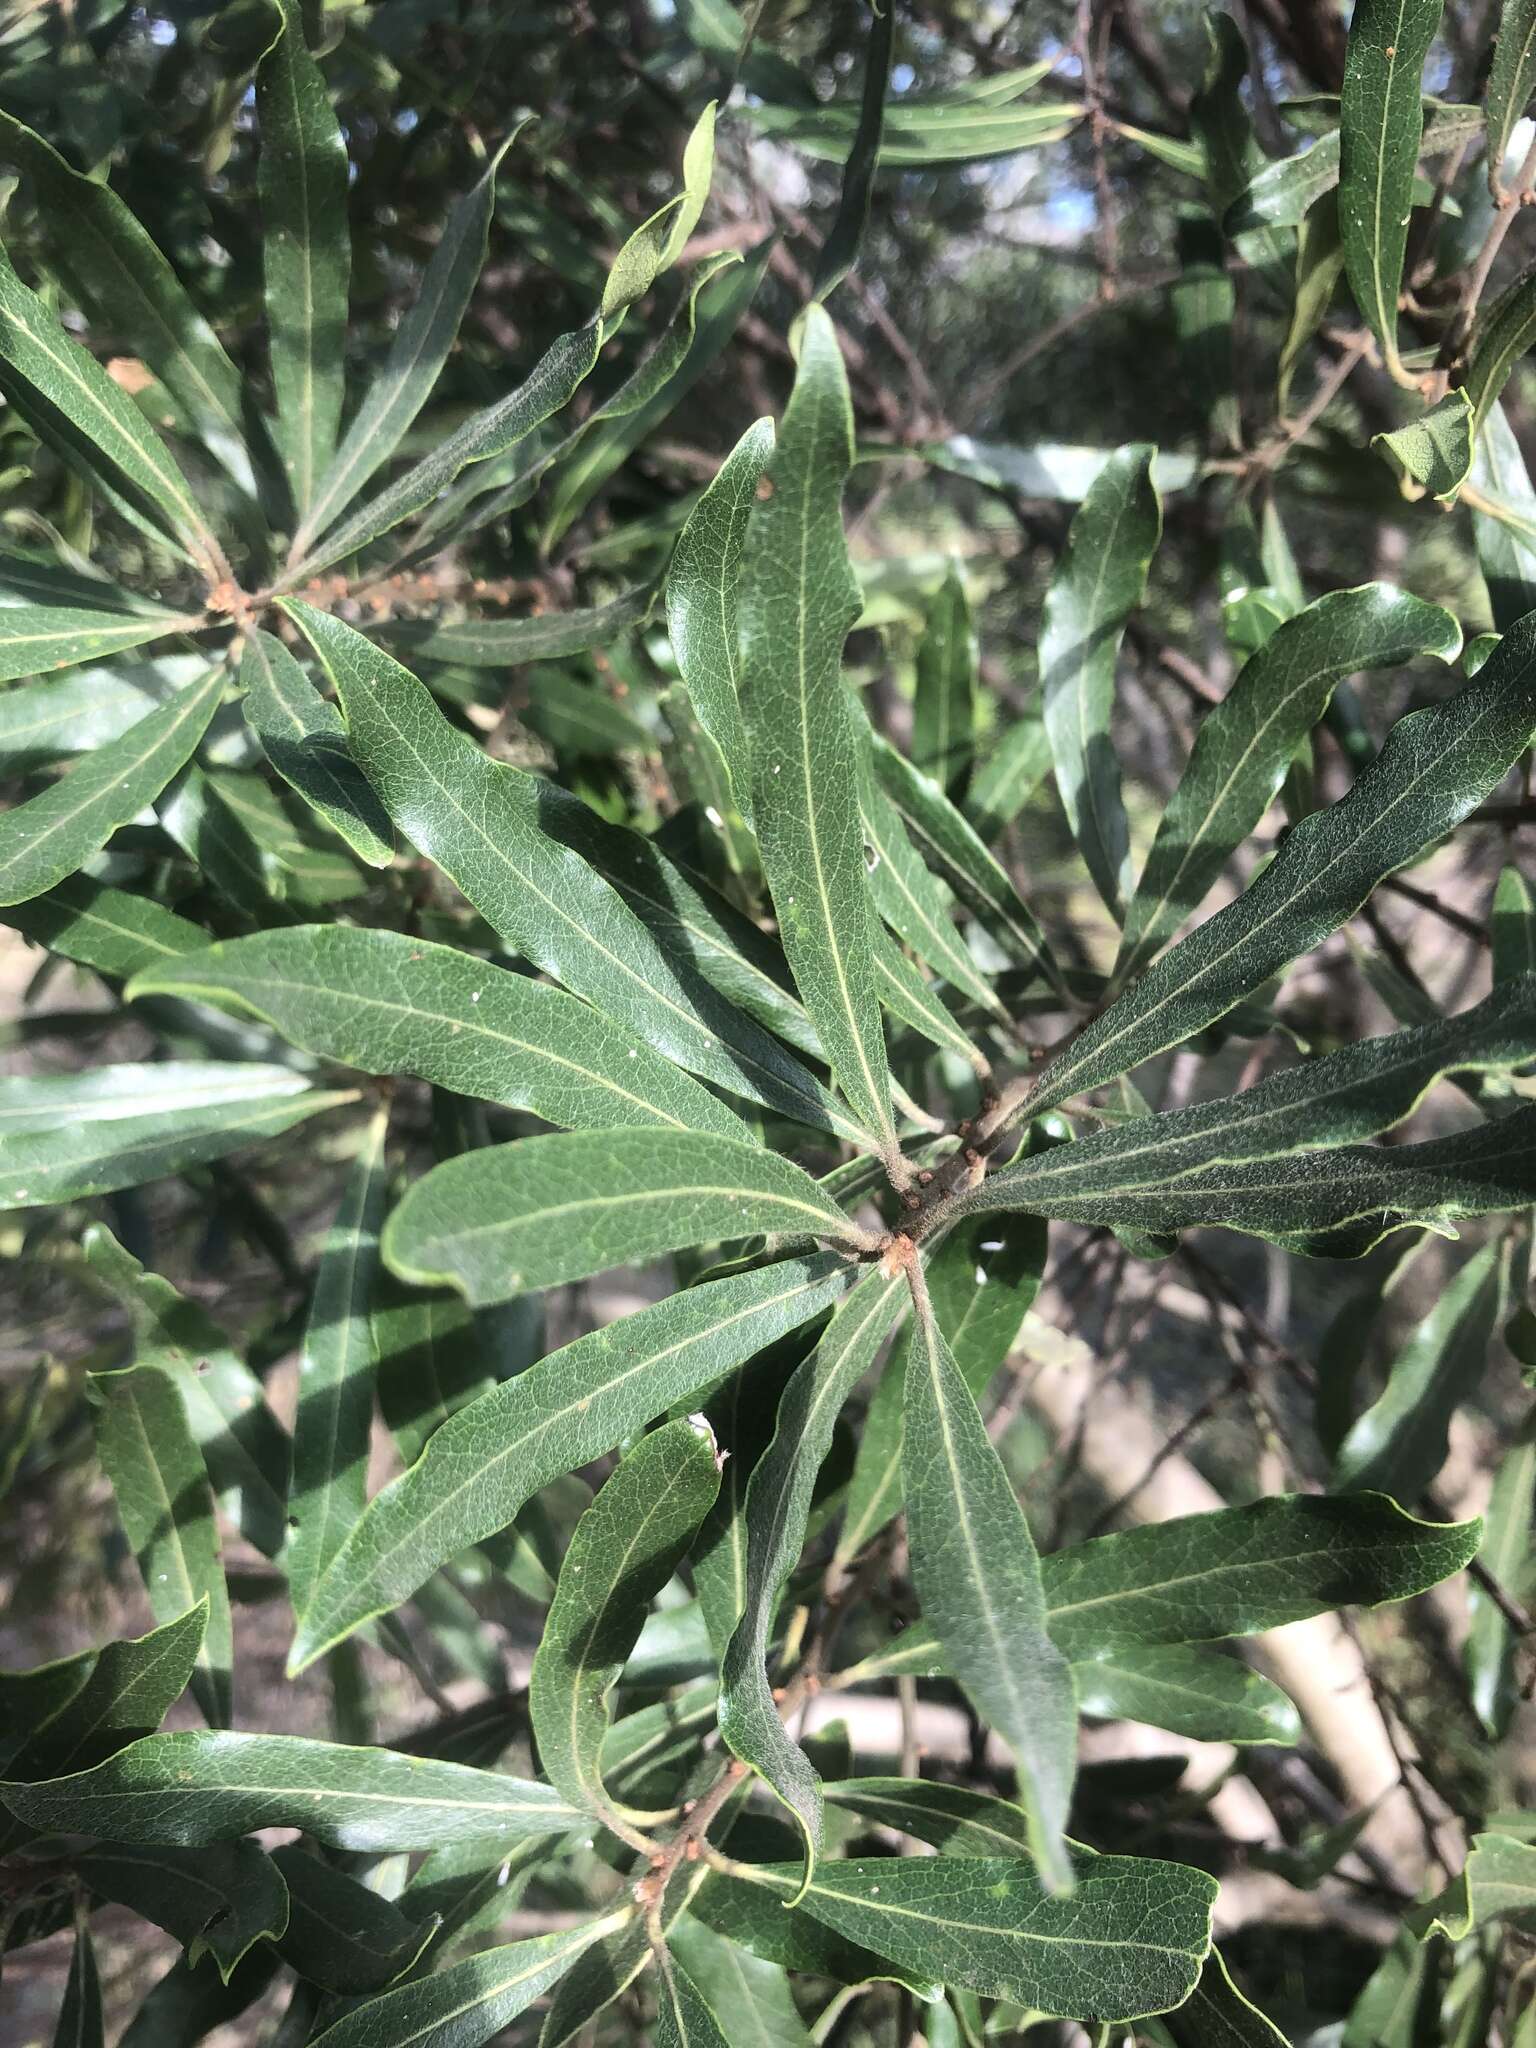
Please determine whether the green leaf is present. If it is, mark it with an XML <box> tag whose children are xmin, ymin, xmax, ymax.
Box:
<box><xmin>89</xmin><ymin>1365</ymin><xmax>232</xmax><ymax>1726</ymax></box>
<box><xmin>858</xmin><ymin>742</ymin><xmax>1005</xmax><ymax>1020</ymax></box>
<box><xmin>269</xmin><ymin>1843</ymin><xmax>434</xmax><ymax>1993</ymax></box>
<box><xmin>0</xmin><ymin>666</ymin><xmax>160</xmax><ymax>773</ymax></box>
<box><xmin>284</xmin><ymin>602</ymin><xmax>861</xmax><ymax>1142</ymax></box>
<box><xmin>654</xmin><ymin>1958</ymin><xmax>732</xmax><ymax>2048</ymax></box>
<box><xmin>0</xmin><ymin>1064</ymin><xmax>350</xmax><ymax>1211</ymax></box>
<box><xmin>822</xmin><ymin>1778</ymin><xmax>1034</xmax><ymax>1857</ymax></box>
<box><xmin>1486</xmin><ymin>4</ymin><xmax>1536</xmax><ymax>192</ymax></box>
<box><xmin>0</xmin><ymin>110</ymin><xmax>249</xmax><ymax>453</ymax></box>
<box><xmin>810</xmin><ymin>0</ymin><xmax>893</xmax><ymax>300</ymax></box>
<box><xmin>287</xmin><ymin>1108</ymin><xmax>390</xmax><ymax>1626</ymax></box>
<box><xmin>962</xmin><ymin>977</ymin><xmax>1536</xmax><ymax>1223</ymax></box>
<box><xmin>116</xmin><ymin>1951</ymin><xmax>279</xmax><ymax>2048</ymax></box>
<box><xmin>130</xmin><ymin>925</ymin><xmax>752</xmax><ymax>1142</ymax></box>
<box><xmin>1278</xmin><ymin>195</ymin><xmax>1345</xmax><ymax>413</ymax></box>
<box><xmin>1470</xmin><ymin>400</ymin><xmax>1536</xmax><ymax>630</ymax></box>
<box><xmin>290</xmin><ymin>1252</ymin><xmax>855</xmax><ymax>1669</ymax></box>
<box><xmin>81</xmin><ymin>1223</ymin><xmax>290</xmax><ymax>1559</ymax></box>
<box><xmin>903</xmin><ymin>1286</ymin><xmax>1075</xmax><ymax>1891</ymax></box>
<box><xmin>1339</xmin><ymin>0</ymin><xmax>1444</xmax><ymax>373</ymax></box>
<box><xmin>1466</xmin><ymin>265</ymin><xmax>1536</xmax><ymax>436</ymax></box>
<box><xmin>1114</xmin><ymin>584</ymin><xmax>1461</xmax><ymax>986</ymax></box>
<box><xmin>386</xmin><ymin>585</ymin><xmax>653</xmax><ymax>669</ymax></box>
<box><xmin>0</xmin><ymin>249</ymin><xmax>219</xmax><ymax>572</ymax></box>
<box><xmin>1044</xmin><ymin>1491</ymin><xmax>1482</xmax><ymax>1656</ymax></box>
<box><xmin>720</xmin><ymin>1266</ymin><xmax>907</xmax><ymax>1880</ymax></box>
<box><xmin>530</xmin><ymin>1419</ymin><xmax>719</xmax><ymax>1826</ymax></box>
<box><xmin>257</xmin><ymin>0</ymin><xmax>350</xmax><ymax>522</ymax></box>
<box><xmin>0</xmin><ymin>662</ymin><xmax>224</xmax><ymax>907</ymax></box>
<box><xmin>912</xmin><ymin>566</ymin><xmax>976</xmax><ymax>797</ymax></box>
<box><xmin>1227</xmin><ymin>98</ymin><xmax>1479</xmax><ymax>232</ymax></box>
<box><xmin>868</xmin><ymin>717</ymin><xmax>1061</xmax><ymax>988</ymax></box>
<box><xmin>1423</xmin><ymin>1832</ymin><xmax>1536</xmax><ymax>1940</ymax></box>
<box><xmin>56</xmin><ymin>1920</ymin><xmax>104</xmax><ymax>2048</ymax></box>
<box><xmin>382</xmin><ymin>1129</ymin><xmax>866</xmax><ymax>1306</ymax></box>
<box><xmin>753</xmin><ymin>65</ymin><xmax>1080</xmax><ymax>166</ymax></box>
<box><xmin>668</xmin><ymin>1913</ymin><xmax>814</xmax><ymax>2048</ymax></box>
<box><xmin>78</xmin><ymin>1842</ymin><xmax>289</xmax><ymax>1982</ymax></box>
<box><xmin>1334</xmin><ymin>1238</ymin><xmax>1509</xmax><ymax>1498</ymax></box>
<box><xmin>730</xmin><ymin>1853</ymin><xmax>1216</xmax><ymax>2024</ymax></box>
<box><xmin>308</xmin><ymin>1916</ymin><xmax>623</xmax><ymax>2048</ymax></box>
<box><xmin>1494</xmin><ymin>864</ymin><xmax>1536</xmax><ymax>983</ymax></box>
<box><xmin>666</xmin><ymin>416</ymin><xmax>774</xmax><ymax>822</ymax></box>
<box><xmin>2</xmin><ymin>1729</ymin><xmax>578</xmax><ymax>1852</ymax></box>
<box><xmin>1164</xmin><ymin>1948</ymin><xmax>1293</xmax><ymax>2047</ymax></box>
<box><xmin>964</xmin><ymin>715</ymin><xmax>1053</xmax><ymax>841</ymax></box>
<box><xmin>738</xmin><ymin>303</ymin><xmax>897</xmax><ymax>1166</ymax></box>
<box><xmin>1072</xmin><ymin>1644</ymin><xmax>1300</xmax><ymax>1745</ymax></box>
<box><xmin>1026</xmin><ymin>622</ymin><xmax>1536</xmax><ymax>1114</ymax></box>
<box><xmin>838</xmin><ymin>1212</ymin><xmax>1044</xmax><ymax>1565</ymax></box>
<box><xmin>295</xmin><ymin>325</ymin><xmax>603</xmax><ymax>573</ymax></box>
<box><xmin>293</xmin><ymin>137</ymin><xmax>514</xmax><ymax>550</ymax></box>
<box><xmin>1373</xmin><ymin>389</ymin><xmax>1475</xmax><ymax>501</ymax></box>
<box><xmin>239</xmin><ymin>631</ymin><xmax>393</xmax><ymax>866</ymax></box>
<box><xmin>872</xmin><ymin>931</ymin><xmax>985</xmax><ymax>1068</ymax></box>
<box><xmin>0</xmin><ymin>601</ymin><xmax>197</xmax><ymax>685</ymax></box>
<box><xmin>0</xmin><ymin>1605</ymin><xmax>208</xmax><ymax>1845</ymax></box>
<box><xmin>1039</xmin><ymin>444</ymin><xmax>1160</xmax><ymax>918</ymax></box>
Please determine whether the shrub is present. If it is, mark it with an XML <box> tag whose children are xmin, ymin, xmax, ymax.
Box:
<box><xmin>1</xmin><ymin>2</ymin><xmax>1535</xmax><ymax>2042</ymax></box>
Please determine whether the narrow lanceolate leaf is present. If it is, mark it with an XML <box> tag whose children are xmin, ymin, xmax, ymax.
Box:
<box><xmin>1027</xmin><ymin>618</ymin><xmax>1536</xmax><ymax>1115</ymax></box>
<box><xmin>912</xmin><ymin>566</ymin><xmax>977</xmax><ymax>796</ymax></box>
<box><xmin>666</xmin><ymin>416</ymin><xmax>775</xmax><ymax>819</ymax></box>
<box><xmin>0</xmin><ymin>602</ymin><xmax>196</xmax><ymax>686</ymax></box>
<box><xmin>1227</xmin><ymin>98</ymin><xmax>1479</xmax><ymax>231</ymax></box>
<box><xmin>284</xmin><ymin>603</ymin><xmax>863</xmax><ymax>1143</ymax></box>
<box><xmin>270</xmin><ymin>1844</ymin><xmax>433</xmax><ymax>1994</ymax></box>
<box><xmin>903</xmin><ymin>1292</ymin><xmax>1075</xmax><ymax>1892</ymax></box>
<box><xmin>1072</xmin><ymin>1644</ymin><xmax>1300</xmax><ymax>1745</ymax></box>
<box><xmin>965</xmin><ymin>978</ymin><xmax>1536</xmax><ymax>1219</ymax></box>
<box><xmin>78</xmin><ymin>1842</ymin><xmax>289</xmax><ymax>1983</ymax></box>
<box><xmin>239</xmin><ymin>632</ymin><xmax>392</xmax><ymax>866</ymax></box>
<box><xmin>0</xmin><ymin>251</ymin><xmax>217</xmax><ymax>571</ymax></box>
<box><xmin>130</xmin><ymin>926</ymin><xmax>751</xmax><ymax>1142</ymax></box>
<box><xmin>822</xmin><ymin>1778</ymin><xmax>1034</xmax><ymax>1857</ymax></box>
<box><xmin>386</xmin><ymin>585</ymin><xmax>652</xmax><ymax>669</ymax></box>
<box><xmin>1338</xmin><ymin>0</ymin><xmax>1444</xmax><ymax>372</ymax></box>
<box><xmin>287</xmin><ymin>1111</ymin><xmax>390</xmax><ymax>1627</ymax></box>
<box><xmin>1334</xmin><ymin>1239</ymin><xmax>1509</xmax><ymax>1498</ymax></box>
<box><xmin>1</xmin><ymin>1731</ymin><xmax>579</xmax><ymax>1852</ymax></box>
<box><xmin>957</xmin><ymin>1101</ymin><xmax>1536</xmax><ymax>1256</ymax></box>
<box><xmin>858</xmin><ymin>745</ymin><xmax>1005</xmax><ymax>1018</ymax></box>
<box><xmin>1471</xmin><ymin>400</ymin><xmax>1536</xmax><ymax>631</ymax></box>
<box><xmin>1487</xmin><ymin>2</ymin><xmax>1536</xmax><ymax>192</ymax></box>
<box><xmin>383</xmin><ymin>1130</ymin><xmax>865</xmax><ymax>1307</ymax></box>
<box><xmin>668</xmin><ymin>1904</ymin><xmax>814</xmax><ymax>2048</ymax></box>
<box><xmin>89</xmin><ymin>1367</ymin><xmax>232</xmax><ymax>1727</ymax></box>
<box><xmin>655</xmin><ymin>1957</ymin><xmax>733</xmax><ymax>2048</ymax></box>
<box><xmin>0</xmin><ymin>111</ymin><xmax>247</xmax><ymax>446</ymax></box>
<box><xmin>0</xmin><ymin>663</ymin><xmax>224</xmax><ymax>907</ymax></box>
<box><xmin>1465</xmin><ymin>266</ymin><xmax>1536</xmax><ymax>433</ymax></box>
<box><xmin>307</xmin><ymin>1919</ymin><xmax>623</xmax><ymax>2048</ymax></box>
<box><xmin>530</xmin><ymin>1420</ymin><xmax>719</xmax><ymax>1824</ymax></box>
<box><xmin>838</xmin><ymin>1211</ymin><xmax>1044</xmax><ymax>1565</ymax></box>
<box><xmin>738</xmin><ymin>304</ymin><xmax>897</xmax><ymax>1164</ymax></box>
<box><xmin>869</xmin><ymin>725</ymin><xmax>1061</xmax><ymax>986</ymax></box>
<box><xmin>82</xmin><ymin>1224</ymin><xmax>290</xmax><ymax>1560</ymax></box>
<box><xmin>1043</xmin><ymin>1492</ymin><xmax>1483</xmax><ymax>1656</ymax></box>
<box><xmin>1039</xmin><ymin>444</ymin><xmax>1159</xmax><ymax>918</ymax></box>
<box><xmin>0</xmin><ymin>668</ymin><xmax>158</xmax><ymax>774</ymax></box>
<box><xmin>1164</xmin><ymin>1950</ymin><xmax>1292</xmax><ymax>2048</ymax></box>
<box><xmin>0</xmin><ymin>1067</ymin><xmax>350</xmax><ymax>1211</ymax></box>
<box><xmin>874</xmin><ymin>932</ymin><xmax>986</xmax><ymax>1068</ymax></box>
<box><xmin>966</xmin><ymin>715</ymin><xmax>1053</xmax><ymax>841</ymax></box>
<box><xmin>258</xmin><ymin>0</ymin><xmax>350</xmax><ymax>521</ymax></box>
<box><xmin>56</xmin><ymin>1921</ymin><xmax>104</xmax><ymax>2048</ymax></box>
<box><xmin>290</xmin><ymin>1253</ymin><xmax>855</xmax><ymax>1669</ymax></box>
<box><xmin>1466</xmin><ymin>1416</ymin><xmax>1536</xmax><ymax>1738</ymax></box>
<box><xmin>1115</xmin><ymin>585</ymin><xmax>1461</xmax><ymax>985</ymax></box>
<box><xmin>295</xmin><ymin>138</ymin><xmax>513</xmax><ymax>549</ymax></box>
<box><xmin>732</xmin><ymin>1855</ymin><xmax>1216</xmax><ymax>2024</ymax></box>
<box><xmin>720</xmin><ymin>1267</ymin><xmax>907</xmax><ymax>1881</ymax></box>
<box><xmin>1495</xmin><ymin>864</ymin><xmax>1536</xmax><ymax>982</ymax></box>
